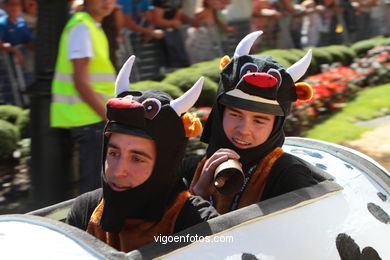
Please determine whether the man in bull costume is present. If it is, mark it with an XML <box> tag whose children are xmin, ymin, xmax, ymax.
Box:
<box><xmin>182</xmin><ymin>31</ymin><xmax>324</xmax><ymax>214</ymax></box>
<box><xmin>66</xmin><ymin>56</ymin><xmax>219</xmax><ymax>252</ymax></box>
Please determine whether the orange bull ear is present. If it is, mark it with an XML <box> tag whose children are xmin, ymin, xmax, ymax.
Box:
<box><xmin>219</xmin><ymin>55</ymin><xmax>231</xmax><ymax>70</ymax></box>
<box><xmin>295</xmin><ymin>82</ymin><xmax>313</xmax><ymax>101</ymax></box>
<box><xmin>181</xmin><ymin>112</ymin><xmax>203</xmax><ymax>138</ymax></box>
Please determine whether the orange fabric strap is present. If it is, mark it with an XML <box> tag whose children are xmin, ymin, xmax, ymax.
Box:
<box><xmin>86</xmin><ymin>191</ymin><xmax>191</xmax><ymax>252</ymax></box>
<box><xmin>189</xmin><ymin>156</ymin><xmax>207</xmax><ymax>195</ymax></box>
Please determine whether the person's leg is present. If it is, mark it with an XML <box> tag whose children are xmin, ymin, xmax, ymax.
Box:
<box><xmin>161</xmin><ymin>28</ymin><xmax>190</xmax><ymax>68</ymax></box>
<box><xmin>70</xmin><ymin>121</ymin><xmax>105</xmax><ymax>194</ymax></box>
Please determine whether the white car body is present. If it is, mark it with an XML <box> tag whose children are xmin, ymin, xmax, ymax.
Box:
<box><xmin>1</xmin><ymin>137</ymin><xmax>389</xmax><ymax>260</ymax></box>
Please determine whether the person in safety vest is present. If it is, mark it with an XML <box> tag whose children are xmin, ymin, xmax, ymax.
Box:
<box><xmin>50</xmin><ymin>0</ymin><xmax>117</xmax><ymax>193</ymax></box>
<box><xmin>180</xmin><ymin>31</ymin><xmax>326</xmax><ymax>214</ymax></box>
<box><xmin>66</xmin><ymin>56</ymin><xmax>219</xmax><ymax>252</ymax></box>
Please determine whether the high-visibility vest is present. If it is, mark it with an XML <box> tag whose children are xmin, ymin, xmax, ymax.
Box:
<box><xmin>50</xmin><ymin>12</ymin><xmax>116</xmax><ymax>128</ymax></box>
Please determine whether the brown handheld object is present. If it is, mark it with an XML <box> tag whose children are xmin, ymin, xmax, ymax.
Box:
<box><xmin>214</xmin><ymin>159</ymin><xmax>244</xmax><ymax>196</ymax></box>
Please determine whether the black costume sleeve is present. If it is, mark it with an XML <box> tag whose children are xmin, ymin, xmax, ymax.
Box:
<box><xmin>66</xmin><ymin>188</ymin><xmax>103</xmax><ymax>231</ymax></box>
<box><xmin>177</xmin><ymin>155</ymin><xmax>204</xmax><ymax>188</ymax></box>
<box><xmin>174</xmin><ymin>195</ymin><xmax>219</xmax><ymax>233</ymax></box>
<box><xmin>261</xmin><ymin>153</ymin><xmax>323</xmax><ymax>201</ymax></box>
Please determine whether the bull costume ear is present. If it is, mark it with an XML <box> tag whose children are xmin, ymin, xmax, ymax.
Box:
<box><xmin>295</xmin><ymin>82</ymin><xmax>313</xmax><ymax>101</ymax></box>
<box><xmin>219</xmin><ymin>55</ymin><xmax>231</xmax><ymax>70</ymax></box>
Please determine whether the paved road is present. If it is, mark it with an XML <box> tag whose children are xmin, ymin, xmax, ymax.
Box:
<box><xmin>345</xmin><ymin>123</ymin><xmax>390</xmax><ymax>172</ymax></box>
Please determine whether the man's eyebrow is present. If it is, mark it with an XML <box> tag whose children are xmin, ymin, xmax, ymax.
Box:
<box><xmin>228</xmin><ymin>106</ymin><xmax>271</xmax><ymax>120</ymax></box>
<box><xmin>226</xmin><ymin>106</ymin><xmax>243</xmax><ymax>114</ymax></box>
<box><xmin>107</xmin><ymin>143</ymin><xmax>118</xmax><ymax>149</ymax></box>
<box><xmin>253</xmin><ymin>115</ymin><xmax>271</xmax><ymax>121</ymax></box>
<box><xmin>107</xmin><ymin>143</ymin><xmax>153</xmax><ymax>160</ymax></box>
<box><xmin>130</xmin><ymin>149</ymin><xmax>154</xmax><ymax>160</ymax></box>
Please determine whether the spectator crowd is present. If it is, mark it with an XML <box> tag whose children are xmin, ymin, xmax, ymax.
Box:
<box><xmin>0</xmin><ymin>0</ymin><xmax>37</xmax><ymax>105</ymax></box>
<box><xmin>1</xmin><ymin>0</ymin><xmax>390</xmax><ymax>89</ymax></box>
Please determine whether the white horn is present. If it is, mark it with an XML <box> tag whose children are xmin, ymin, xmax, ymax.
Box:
<box><xmin>115</xmin><ymin>55</ymin><xmax>135</xmax><ymax>96</ymax></box>
<box><xmin>286</xmin><ymin>49</ymin><xmax>312</xmax><ymax>82</ymax></box>
<box><xmin>233</xmin><ymin>31</ymin><xmax>263</xmax><ymax>58</ymax></box>
<box><xmin>170</xmin><ymin>77</ymin><xmax>204</xmax><ymax>116</ymax></box>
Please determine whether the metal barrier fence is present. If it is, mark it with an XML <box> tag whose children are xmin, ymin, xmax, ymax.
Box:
<box><xmin>2</xmin><ymin>3</ymin><xmax>389</xmax><ymax>106</ymax></box>
<box><xmin>0</xmin><ymin>49</ymin><xmax>29</xmax><ymax>107</ymax></box>
<box><xmin>120</xmin><ymin>29</ymin><xmax>169</xmax><ymax>82</ymax></box>
<box><xmin>115</xmin><ymin>3</ymin><xmax>389</xmax><ymax>80</ymax></box>
<box><xmin>117</xmin><ymin>19</ymin><xmax>252</xmax><ymax>82</ymax></box>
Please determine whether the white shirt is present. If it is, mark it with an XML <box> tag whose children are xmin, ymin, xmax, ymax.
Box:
<box><xmin>223</xmin><ymin>0</ymin><xmax>252</xmax><ymax>22</ymax></box>
<box><xmin>67</xmin><ymin>23</ymin><xmax>95</xmax><ymax>60</ymax></box>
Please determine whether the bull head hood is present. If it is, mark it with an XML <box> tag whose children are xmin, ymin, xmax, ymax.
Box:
<box><xmin>219</xmin><ymin>31</ymin><xmax>313</xmax><ymax>116</ymax></box>
<box><xmin>202</xmin><ymin>31</ymin><xmax>314</xmax><ymax>169</ymax></box>
<box><xmin>101</xmin><ymin>56</ymin><xmax>204</xmax><ymax>233</ymax></box>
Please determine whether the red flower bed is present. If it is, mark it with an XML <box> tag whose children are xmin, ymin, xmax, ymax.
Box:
<box><xmin>193</xmin><ymin>106</ymin><xmax>212</xmax><ymax>125</ymax></box>
<box><xmin>293</xmin><ymin>66</ymin><xmax>364</xmax><ymax>122</ymax></box>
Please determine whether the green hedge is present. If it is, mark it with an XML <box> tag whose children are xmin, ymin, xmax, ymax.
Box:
<box><xmin>351</xmin><ymin>37</ymin><xmax>381</xmax><ymax>56</ymax></box>
<box><xmin>261</xmin><ymin>48</ymin><xmax>319</xmax><ymax>76</ymax></box>
<box><xmin>0</xmin><ymin>119</ymin><xmax>20</xmax><ymax>160</ymax></box>
<box><xmin>132</xmin><ymin>80</ymin><xmax>183</xmax><ymax>98</ymax></box>
<box><xmin>259</xmin><ymin>49</ymin><xmax>294</xmax><ymax>67</ymax></box>
<box><xmin>288</xmin><ymin>48</ymin><xmax>306</xmax><ymax>58</ymax></box>
<box><xmin>310</xmin><ymin>48</ymin><xmax>333</xmax><ymax>71</ymax></box>
<box><xmin>319</xmin><ymin>46</ymin><xmax>349</xmax><ymax>65</ymax></box>
<box><xmin>0</xmin><ymin>105</ymin><xmax>23</xmax><ymax>124</ymax></box>
<box><xmin>191</xmin><ymin>58</ymin><xmax>221</xmax><ymax>83</ymax></box>
<box><xmin>16</xmin><ymin>109</ymin><xmax>30</xmax><ymax>139</ymax></box>
<box><xmin>292</xmin><ymin>48</ymin><xmax>319</xmax><ymax>75</ymax></box>
<box><xmin>377</xmin><ymin>37</ymin><xmax>390</xmax><ymax>46</ymax></box>
<box><xmin>261</xmin><ymin>50</ymin><xmax>295</xmax><ymax>64</ymax></box>
<box><xmin>336</xmin><ymin>45</ymin><xmax>357</xmax><ymax>64</ymax></box>
<box><xmin>163</xmin><ymin>68</ymin><xmax>218</xmax><ymax>106</ymax></box>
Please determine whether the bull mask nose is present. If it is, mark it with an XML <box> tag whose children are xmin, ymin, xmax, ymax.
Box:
<box><xmin>242</xmin><ymin>72</ymin><xmax>278</xmax><ymax>88</ymax></box>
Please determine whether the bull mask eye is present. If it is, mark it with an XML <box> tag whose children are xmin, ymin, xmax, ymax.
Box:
<box><xmin>239</xmin><ymin>62</ymin><xmax>258</xmax><ymax>78</ymax></box>
<box><xmin>267</xmin><ymin>68</ymin><xmax>282</xmax><ymax>88</ymax></box>
<box><xmin>142</xmin><ymin>98</ymin><xmax>162</xmax><ymax>120</ymax></box>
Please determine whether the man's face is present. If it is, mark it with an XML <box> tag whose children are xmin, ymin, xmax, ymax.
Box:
<box><xmin>222</xmin><ymin>105</ymin><xmax>275</xmax><ymax>149</ymax></box>
<box><xmin>85</xmin><ymin>0</ymin><xmax>116</xmax><ymax>20</ymax></box>
<box><xmin>105</xmin><ymin>132</ymin><xmax>156</xmax><ymax>191</ymax></box>
<box><xmin>4</xmin><ymin>0</ymin><xmax>23</xmax><ymax>19</ymax></box>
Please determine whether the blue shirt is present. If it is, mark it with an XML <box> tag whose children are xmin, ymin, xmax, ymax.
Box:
<box><xmin>118</xmin><ymin>0</ymin><xmax>154</xmax><ymax>23</ymax></box>
<box><xmin>0</xmin><ymin>15</ymin><xmax>34</xmax><ymax>46</ymax></box>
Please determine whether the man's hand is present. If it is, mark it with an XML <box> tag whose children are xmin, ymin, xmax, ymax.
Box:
<box><xmin>0</xmin><ymin>42</ymin><xmax>26</xmax><ymax>67</ymax></box>
<box><xmin>13</xmin><ymin>48</ymin><xmax>26</xmax><ymax>67</ymax></box>
<box><xmin>143</xmin><ymin>29</ymin><xmax>165</xmax><ymax>43</ymax></box>
<box><xmin>192</xmin><ymin>148</ymin><xmax>240</xmax><ymax>198</ymax></box>
<box><xmin>223</xmin><ymin>25</ymin><xmax>237</xmax><ymax>33</ymax></box>
<box><xmin>170</xmin><ymin>19</ymin><xmax>182</xmax><ymax>29</ymax></box>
